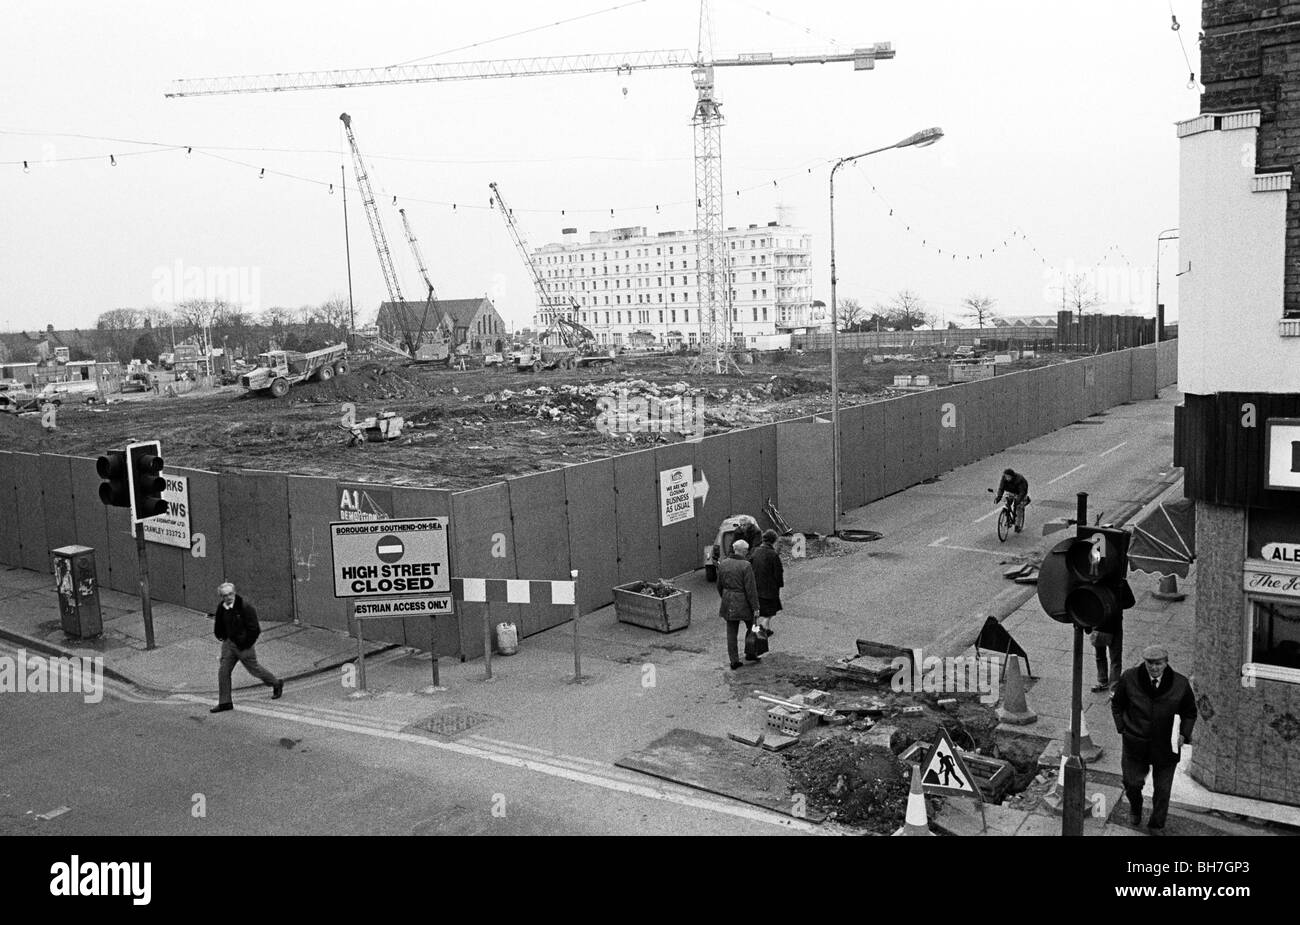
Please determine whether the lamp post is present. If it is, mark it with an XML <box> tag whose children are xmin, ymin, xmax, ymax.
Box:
<box><xmin>829</xmin><ymin>127</ymin><xmax>943</xmax><ymax>534</ymax></box>
<box><xmin>1155</xmin><ymin>228</ymin><xmax>1178</xmax><ymax>342</ymax></box>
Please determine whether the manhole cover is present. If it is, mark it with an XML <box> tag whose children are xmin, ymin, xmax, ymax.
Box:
<box><xmin>402</xmin><ymin>709</ymin><xmax>495</xmax><ymax>739</ymax></box>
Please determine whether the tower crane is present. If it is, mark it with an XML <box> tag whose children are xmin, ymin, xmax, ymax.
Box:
<box><xmin>172</xmin><ymin>3</ymin><xmax>895</xmax><ymax>374</ymax></box>
<box><xmin>339</xmin><ymin>112</ymin><xmax>418</xmax><ymax>359</ymax></box>
<box><xmin>397</xmin><ymin>207</ymin><xmax>450</xmax><ymax>361</ymax></box>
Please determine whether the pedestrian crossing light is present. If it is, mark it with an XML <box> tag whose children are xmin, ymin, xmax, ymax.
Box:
<box><xmin>126</xmin><ymin>440</ymin><xmax>168</xmax><ymax>522</ymax></box>
<box><xmin>96</xmin><ymin>450</ymin><xmax>130</xmax><ymax>508</ymax></box>
<box><xmin>1037</xmin><ymin>526</ymin><xmax>1135</xmax><ymax>629</ymax></box>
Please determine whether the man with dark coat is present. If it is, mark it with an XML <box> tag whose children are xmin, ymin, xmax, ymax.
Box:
<box><xmin>716</xmin><ymin>539</ymin><xmax>760</xmax><ymax>670</ymax></box>
<box><xmin>1090</xmin><ymin>609</ymin><xmax>1124</xmax><ymax>693</ymax></box>
<box><xmin>1110</xmin><ymin>644</ymin><xmax>1197</xmax><ymax>832</ymax></box>
<box><xmin>749</xmin><ymin>529</ymin><xmax>784</xmax><ymax>633</ymax></box>
<box><xmin>211</xmin><ymin>581</ymin><xmax>282</xmax><ymax>712</ymax></box>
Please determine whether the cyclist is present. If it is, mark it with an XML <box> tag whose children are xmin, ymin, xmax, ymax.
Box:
<box><xmin>994</xmin><ymin>468</ymin><xmax>1030</xmax><ymax>533</ymax></box>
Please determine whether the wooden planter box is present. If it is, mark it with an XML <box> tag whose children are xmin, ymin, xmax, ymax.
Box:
<box><xmin>613</xmin><ymin>582</ymin><xmax>691</xmax><ymax>633</ymax></box>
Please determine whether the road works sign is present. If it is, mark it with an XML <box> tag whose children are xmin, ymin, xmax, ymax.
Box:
<box><xmin>658</xmin><ymin>465</ymin><xmax>710</xmax><ymax>527</ymax></box>
<box><xmin>919</xmin><ymin>726</ymin><xmax>981</xmax><ymax>800</ymax></box>
<box><xmin>330</xmin><ymin>518</ymin><xmax>450</xmax><ymax>599</ymax></box>
<box><xmin>353</xmin><ymin>597</ymin><xmax>453</xmax><ymax>617</ymax></box>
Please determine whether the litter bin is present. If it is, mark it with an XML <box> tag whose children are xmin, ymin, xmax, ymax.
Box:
<box><xmin>51</xmin><ymin>545</ymin><xmax>102</xmax><ymax>639</ymax></box>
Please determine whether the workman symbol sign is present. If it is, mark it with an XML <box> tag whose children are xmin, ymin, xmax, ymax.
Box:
<box><xmin>919</xmin><ymin>726</ymin><xmax>981</xmax><ymax>799</ymax></box>
<box><xmin>376</xmin><ymin>535</ymin><xmax>404</xmax><ymax>563</ymax></box>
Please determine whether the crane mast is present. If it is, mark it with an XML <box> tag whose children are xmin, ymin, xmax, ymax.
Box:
<box><xmin>398</xmin><ymin>207</ymin><xmax>442</xmax><ymax>349</ymax></box>
<box><xmin>489</xmin><ymin>181</ymin><xmax>577</xmax><ymax>331</ymax></box>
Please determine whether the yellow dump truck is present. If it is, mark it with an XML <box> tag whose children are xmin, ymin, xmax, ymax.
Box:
<box><xmin>240</xmin><ymin>343</ymin><xmax>349</xmax><ymax>397</ymax></box>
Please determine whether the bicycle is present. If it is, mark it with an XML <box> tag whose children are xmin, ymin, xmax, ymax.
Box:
<box><xmin>987</xmin><ymin>488</ymin><xmax>1028</xmax><ymax>542</ymax></box>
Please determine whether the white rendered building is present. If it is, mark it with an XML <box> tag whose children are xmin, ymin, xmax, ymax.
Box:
<box><xmin>529</xmin><ymin>222</ymin><xmax>813</xmax><ymax>348</ymax></box>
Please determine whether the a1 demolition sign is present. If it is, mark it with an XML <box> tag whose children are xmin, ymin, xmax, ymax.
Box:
<box><xmin>330</xmin><ymin>518</ymin><xmax>450</xmax><ymax>601</ymax></box>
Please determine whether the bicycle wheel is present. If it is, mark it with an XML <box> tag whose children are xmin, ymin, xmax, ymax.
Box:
<box><xmin>997</xmin><ymin>508</ymin><xmax>1012</xmax><ymax>542</ymax></box>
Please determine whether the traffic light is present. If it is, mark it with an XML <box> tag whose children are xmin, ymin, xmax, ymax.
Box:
<box><xmin>126</xmin><ymin>440</ymin><xmax>167</xmax><ymax>521</ymax></box>
<box><xmin>1037</xmin><ymin>526</ymin><xmax>1135</xmax><ymax>629</ymax></box>
<box><xmin>96</xmin><ymin>450</ymin><xmax>130</xmax><ymax>507</ymax></box>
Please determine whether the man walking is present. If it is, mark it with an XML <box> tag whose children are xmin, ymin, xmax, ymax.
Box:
<box><xmin>717</xmin><ymin>539</ymin><xmax>760</xmax><ymax>670</ymax></box>
<box><xmin>1090</xmin><ymin>609</ymin><xmax>1123</xmax><ymax>693</ymax></box>
<box><xmin>1110</xmin><ymin>644</ymin><xmax>1197</xmax><ymax>833</ymax></box>
<box><xmin>211</xmin><ymin>581</ymin><xmax>282</xmax><ymax>713</ymax></box>
<box><xmin>749</xmin><ymin>529</ymin><xmax>784</xmax><ymax>637</ymax></box>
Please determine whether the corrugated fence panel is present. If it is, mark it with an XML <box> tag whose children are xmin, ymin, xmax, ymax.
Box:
<box><xmin>507</xmin><ymin>469</ymin><xmax>574</xmax><ymax>637</ymax></box>
<box><xmin>928</xmin><ymin>389</ymin><xmax>962</xmax><ymax>477</ymax></box>
<box><xmin>40</xmin><ymin>455</ymin><xmax>77</xmax><ymax>554</ymax></box>
<box><xmin>1009</xmin><ymin>373</ymin><xmax>1032</xmax><ymax>447</ymax></box>
<box><xmin>880</xmin><ymin>397</ymin><xmax>910</xmax><ymax>498</ymax></box>
<box><xmin>839</xmin><ymin>404</ymin><xmax>867</xmax><ymax>512</ymax></box>
<box><xmin>103</xmin><ymin>504</ymin><xmax>135</xmax><ymax>594</ymax></box>
<box><xmin>960</xmin><ymin>377</ymin><xmax>993</xmax><ymax>464</ymax></box>
<box><xmin>14</xmin><ymin>453</ymin><xmax>49</xmax><ymax>572</ymax></box>
<box><xmin>655</xmin><ymin>441</ymin><xmax>698</xmax><ymax>578</ymax></box>
<box><xmin>564</xmin><ymin>458</ymin><xmax>619</xmax><ymax>615</ymax></box>
<box><xmin>728</xmin><ymin>427</ymin><xmax>765</xmax><ymax>535</ymax></box>
<box><xmin>694</xmin><ymin>435</ymin><xmax>733</xmax><ymax>551</ymax></box>
<box><xmin>286</xmin><ymin>475</ymin><xmax>348</xmax><ymax>635</ymax></box>
<box><xmin>391</xmin><ymin>486</ymin><xmax>456</xmax><ymax>655</ymax></box>
<box><xmin>860</xmin><ymin>401</ymin><xmax>886</xmax><ymax>504</ymax></box>
<box><xmin>0</xmin><ymin>453</ymin><xmax>20</xmax><ymax>566</ymax></box>
<box><xmin>613</xmin><ymin>448</ymin><xmax>661</xmax><ymax>586</ymax></box>
<box><xmin>1131</xmin><ymin>345</ymin><xmax>1157</xmax><ymax>401</ymax></box>
<box><xmin>451</xmin><ymin>482</ymin><xmax>516</xmax><ymax>659</ymax></box>
<box><xmin>776</xmin><ymin>420</ymin><xmax>832</xmax><ymax>533</ymax></box>
<box><xmin>143</xmin><ymin>517</ymin><xmax>186</xmax><ymax>608</ymax></box>
<box><xmin>1062</xmin><ymin>359</ymin><xmax>1088</xmax><ymax>424</ymax></box>
<box><xmin>1156</xmin><ymin>339</ymin><xmax>1178</xmax><ymax>389</ymax></box>
<box><xmin>757</xmin><ymin>424</ymin><xmax>780</xmax><ymax>531</ymax></box>
<box><xmin>69</xmin><ymin>456</ymin><xmax>109</xmax><ymax>583</ymax></box>
<box><xmin>218</xmin><ymin>471</ymin><xmax>294</xmax><ymax>623</ymax></box>
<box><xmin>180</xmin><ymin>469</ymin><xmax>225</xmax><ymax>613</ymax></box>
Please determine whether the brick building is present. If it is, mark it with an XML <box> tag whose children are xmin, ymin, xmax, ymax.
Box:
<box><xmin>1173</xmin><ymin>0</ymin><xmax>1300</xmax><ymax>806</ymax></box>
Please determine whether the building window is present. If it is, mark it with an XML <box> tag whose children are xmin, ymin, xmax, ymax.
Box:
<box><xmin>671</xmin><ymin>310</ymin><xmax>677</xmax><ymax>322</ymax></box>
<box><xmin>684</xmin><ymin>310</ymin><xmax>690</xmax><ymax>322</ymax></box>
<box><xmin>762</xmin><ymin>307</ymin><xmax>768</xmax><ymax>321</ymax></box>
<box><xmin>1247</xmin><ymin>596</ymin><xmax>1300</xmax><ymax>682</ymax></box>
<box><xmin>670</xmin><ymin>293</ymin><xmax>676</xmax><ymax>303</ymax></box>
<box><xmin>762</xmin><ymin>289</ymin><xmax>767</xmax><ymax>299</ymax></box>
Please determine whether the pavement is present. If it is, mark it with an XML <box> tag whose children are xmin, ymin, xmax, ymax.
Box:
<box><xmin>3</xmin><ymin>390</ymin><xmax>1297</xmax><ymax>835</ymax></box>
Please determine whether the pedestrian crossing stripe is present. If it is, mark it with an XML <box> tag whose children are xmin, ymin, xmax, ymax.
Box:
<box><xmin>920</xmin><ymin>726</ymin><xmax>982</xmax><ymax>800</ymax></box>
<box><xmin>451</xmin><ymin>578</ymin><xmax>576</xmax><ymax>606</ymax></box>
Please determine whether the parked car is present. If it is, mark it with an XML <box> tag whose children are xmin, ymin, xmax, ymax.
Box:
<box><xmin>0</xmin><ymin>380</ymin><xmax>38</xmax><ymax>413</ymax></box>
<box><xmin>39</xmin><ymin>380</ymin><xmax>100</xmax><ymax>404</ymax></box>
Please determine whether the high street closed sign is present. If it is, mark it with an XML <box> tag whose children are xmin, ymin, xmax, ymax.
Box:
<box><xmin>330</xmin><ymin>518</ymin><xmax>450</xmax><ymax>599</ymax></box>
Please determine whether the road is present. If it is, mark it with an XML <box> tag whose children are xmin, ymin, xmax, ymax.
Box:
<box><xmin>783</xmin><ymin>387</ymin><xmax>1179</xmax><ymax>652</ymax></box>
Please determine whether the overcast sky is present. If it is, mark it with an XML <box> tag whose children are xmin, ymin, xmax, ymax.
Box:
<box><xmin>0</xmin><ymin>0</ymin><xmax>1198</xmax><ymax>334</ymax></box>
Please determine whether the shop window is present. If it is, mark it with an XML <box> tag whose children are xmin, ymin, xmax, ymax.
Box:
<box><xmin>1247</xmin><ymin>597</ymin><xmax>1300</xmax><ymax>681</ymax></box>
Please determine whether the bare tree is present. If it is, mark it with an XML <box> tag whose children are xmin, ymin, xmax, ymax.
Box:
<box><xmin>836</xmin><ymin>297</ymin><xmax>865</xmax><ymax>331</ymax></box>
<box><xmin>95</xmin><ymin>308</ymin><xmax>145</xmax><ymax>362</ymax></box>
<box><xmin>886</xmin><ymin>289</ymin><xmax>933</xmax><ymax>331</ymax></box>
<box><xmin>1062</xmin><ymin>273</ymin><xmax>1102</xmax><ymax>314</ymax></box>
<box><xmin>314</xmin><ymin>294</ymin><xmax>352</xmax><ymax>332</ymax></box>
<box><xmin>962</xmin><ymin>293</ymin><xmax>998</xmax><ymax>330</ymax></box>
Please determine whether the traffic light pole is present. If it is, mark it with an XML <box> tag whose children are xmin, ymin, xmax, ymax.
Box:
<box><xmin>1063</xmin><ymin>491</ymin><xmax>1088</xmax><ymax>835</ymax></box>
<box><xmin>135</xmin><ymin>530</ymin><xmax>157</xmax><ymax>651</ymax></box>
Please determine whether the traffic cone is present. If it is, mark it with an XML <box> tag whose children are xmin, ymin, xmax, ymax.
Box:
<box><xmin>1074</xmin><ymin>712</ymin><xmax>1104</xmax><ymax>763</ymax></box>
<box><xmin>996</xmin><ymin>655</ymin><xmax>1038</xmax><ymax>725</ymax></box>
<box><xmin>892</xmin><ymin>763</ymin><xmax>935</xmax><ymax>836</ymax></box>
<box><xmin>1153</xmin><ymin>574</ymin><xmax>1186</xmax><ymax>602</ymax></box>
<box><xmin>1040</xmin><ymin>756</ymin><xmax>1067</xmax><ymax>814</ymax></box>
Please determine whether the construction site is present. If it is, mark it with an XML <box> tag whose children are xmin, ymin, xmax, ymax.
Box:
<box><xmin>2</xmin><ymin>348</ymin><xmax>1075</xmax><ymax>490</ymax></box>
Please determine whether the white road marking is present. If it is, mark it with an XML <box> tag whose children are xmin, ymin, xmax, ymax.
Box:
<box><xmin>1047</xmin><ymin>464</ymin><xmax>1087</xmax><ymax>485</ymax></box>
<box><xmin>169</xmin><ymin>694</ymin><xmax>822</xmax><ymax>833</ymax></box>
<box><xmin>927</xmin><ymin>539</ymin><xmax>1013</xmax><ymax>557</ymax></box>
<box><xmin>1099</xmin><ymin>441</ymin><xmax>1128</xmax><ymax>458</ymax></box>
<box><xmin>972</xmin><ymin>508</ymin><xmax>1001</xmax><ymax>524</ymax></box>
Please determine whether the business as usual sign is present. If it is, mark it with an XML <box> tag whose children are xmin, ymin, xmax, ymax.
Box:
<box><xmin>330</xmin><ymin>518</ymin><xmax>450</xmax><ymax>599</ymax></box>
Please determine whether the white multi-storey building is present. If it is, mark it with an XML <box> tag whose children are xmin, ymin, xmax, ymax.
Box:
<box><xmin>529</xmin><ymin>221</ymin><xmax>813</xmax><ymax>348</ymax></box>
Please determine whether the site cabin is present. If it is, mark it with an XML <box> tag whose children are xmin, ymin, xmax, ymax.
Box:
<box><xmin>510</xmin><ymin>344</ymin><xmax>616</xmax><ymax>372</ymax></box>
<box><xmin>241</xmin><ymin>343</ymin><xmax>349</xmax><ymax>398</ymax></box>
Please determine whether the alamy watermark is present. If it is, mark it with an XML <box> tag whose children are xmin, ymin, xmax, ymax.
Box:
<box><xmin>890</xmin><ymin>649</ymin><xmax>1002</xmax><ymax>705</ymax></box>
<box><xmin>595</xmin><ymin>389</ymin><xmax>705</xmax><ymax>441</ymax></box>
<box><xmin>151</xmin><ymin>259</ymin><xmax>261</xmax><ymax>312</ymax></box>
<box><xmin>0</xmin><ymin>649</ymin><xmax>104</xmax><ymax>704</ymax></box>
<box><xmin>1042</xmin><ymin>260</ymin><xmax>1154</xmax><ymax>310</ymax></box>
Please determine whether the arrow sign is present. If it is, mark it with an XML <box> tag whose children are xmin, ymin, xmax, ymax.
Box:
<box><xmin>693</xmin><ymin>470</ymin><xmax>709</xmax><ymax>506</ymax></box>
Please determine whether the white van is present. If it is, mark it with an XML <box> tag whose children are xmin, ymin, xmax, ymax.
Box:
<box><xmin>39</xmin><ymin>380</ymin><xmax>101</xmax><ymax>404</ymax></box>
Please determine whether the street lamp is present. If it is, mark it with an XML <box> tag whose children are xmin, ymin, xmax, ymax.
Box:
<box><xmin>1155</xmin><ymin>228</ymin><xmax>1178</xmax><ymax>342</ymax></box>
<box><xmin>829</xmin><ymin>127</ymin><xmax>943</xmax><ymax>534</ymax></box>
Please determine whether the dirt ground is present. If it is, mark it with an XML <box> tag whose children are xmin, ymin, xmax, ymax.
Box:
<box><xmin>1</xmin><ymin>349</ymin><xmax>1075</xmax><ymax>490</ymax></box>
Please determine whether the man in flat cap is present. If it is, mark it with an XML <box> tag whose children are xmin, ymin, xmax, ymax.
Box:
<box><xmin>1110</xmin><ymin>644</ymin><xmax>1197</xmax><ymax>833</ymax></box>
